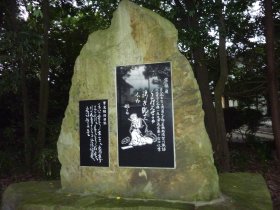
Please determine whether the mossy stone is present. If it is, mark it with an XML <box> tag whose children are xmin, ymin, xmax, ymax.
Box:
<box><xmin>1</xmin><ymin>173</ymin><xmax>272</xmax><ymax>210</ymax></box>
<box><xmin>57</xmin><ymin>0</ymin><xmax>219</xmax><ymax>201</ymax></box>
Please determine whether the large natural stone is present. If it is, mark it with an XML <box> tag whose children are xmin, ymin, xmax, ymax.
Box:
<box><xmin>1</xmin><ymin>173</ymin><xmax>273</xmax><ymax>210</ymax></box>
<box><xmin>57</xmin><ymin>0</ymin><xmax>219</xmax><ymax>201</ymax></box>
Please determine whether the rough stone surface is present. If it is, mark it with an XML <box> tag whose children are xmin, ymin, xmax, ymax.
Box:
<box><xmin>57</xmin><ymin>0</ymin><xmax>219</xmax><ymax>201</ymax></box>
<box><xmin>1</xmin><ymin>173</ymin><xmax>273</xmax><ymax>210</ymax></box>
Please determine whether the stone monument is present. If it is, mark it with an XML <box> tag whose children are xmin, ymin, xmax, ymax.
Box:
<box><xmin>57</xmin><ymin>0</ymin><xmax>219</xmax><ymax>201</ymax></box>
<box><xmin>2</xmin><ymin>1</ymin><xmax>273</xmax><ymax>210</ymax></box>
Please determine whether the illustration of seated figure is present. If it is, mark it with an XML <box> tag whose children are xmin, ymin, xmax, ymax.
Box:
<box><xmin>127</xmin><ymin>113</ymin><xmax>157</xmax><ymax>147</ymax></box>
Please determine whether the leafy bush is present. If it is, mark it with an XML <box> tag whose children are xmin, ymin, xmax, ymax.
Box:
<box><xmin>37</xmin><ymin>148</ymin><xmax>61</xmax><ymax>179</ymax></box>
<box><xmin>0</xmin><ymin>150</ymin><xmax>24</xmax><ymax>177</ymax></box>
<box><xmin>224</xmin><ymin>107</ymin><xmax>263</xmax><ymax>136</ymax></box>
<box><xmin>0</xmin><ymin>151</ymin><xmax>14</xmax><ymax>176</ymax></box>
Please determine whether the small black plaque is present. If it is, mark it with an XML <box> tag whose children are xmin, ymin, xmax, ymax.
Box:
<box><xmin>79</xmin><ymin>100</ymin><xmax>109</xmax><ymax>167</ymax></box>
<box><xmin>116</xmin><ymin>62</ymin><xmax>175</xmax><ymax>168</ymax></box>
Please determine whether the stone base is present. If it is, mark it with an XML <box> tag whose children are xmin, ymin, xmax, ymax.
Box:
<box><xmin>1</xmin><ymin>173</ymin><xmax>272</xmax><ymax>210</ymax></box>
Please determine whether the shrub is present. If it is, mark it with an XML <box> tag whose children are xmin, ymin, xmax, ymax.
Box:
<box><xmin>224</xmin><ymin>107</ymin><xmax>263</xmax><ymax>137</ymax></box>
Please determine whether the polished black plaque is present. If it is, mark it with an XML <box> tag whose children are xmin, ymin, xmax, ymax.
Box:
<box><xmin>116</xmin><ymin>62</ymin><xmax>175</xmax><ymax>168</ymax></box>
<box><xmin>79</xmin><ymin>100</ymin><xmax>109</xmax><ymax>167</ymax></box>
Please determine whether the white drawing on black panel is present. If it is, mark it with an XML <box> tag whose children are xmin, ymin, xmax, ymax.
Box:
<box><xmin>121</xmin><ymin>113</ymin><xmax>157</xmax><ymax>150</ymax></box>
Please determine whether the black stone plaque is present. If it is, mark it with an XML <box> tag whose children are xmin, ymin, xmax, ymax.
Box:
<box><xmin>116</xmin><ymin>62</ymin><xmax>175</xmax><ymax>168</ymax></box>
<box><xmin>79</xmin><ymin>100</ymin><xmax>109</xmax><ymax>167</ymax></box>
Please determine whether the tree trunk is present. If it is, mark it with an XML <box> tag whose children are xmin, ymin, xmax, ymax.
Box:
<box><xmin>21</xmin><ymin>63</ymin><xmax>32</xmax><ymax>169</ymax></box>
<box><xmin>265</xmin><ymin>94</ymin><xmax>272</xmax><ymax>116</ymax></box>
<box><xmin>214</xmin><ymin>0</ymin><xmax>230</xmax><ymax>171</ymax></box>
<box><xmin>224</xmin><ymin>95</ymin><xmax>229</xmax><ymax>108</ymax></box>
<box><xmin>181</xmin><ymin>0</ymin><xmax>219</xmax><ymax>159</ymax></box>
<box><xmin>193</xmin><ymin>46</ymin><xmax>219</xmax><ymax>157</ymax></box>
<box><xmin>36</xmin><ymin>0</ymin><xmax>50</xmax><ymax>166</ymax></box>
<box><xmin>7</xmin><ymin>0</ymin><xmax>32</xmax><ymax>170</ymax></box>
<box><xmin>264</xmin><ymin>0</ymin><xmax>280</xmax><ymax>159</ymax></box>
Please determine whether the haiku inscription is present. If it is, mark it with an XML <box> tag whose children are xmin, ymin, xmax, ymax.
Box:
<box><xmin>79</xmin><ymin>100</ymin><xmax>109</xmax><ymax>167</ymax></box>
<box><xmin>116</xmin><ymin>62</ymin><xmax>175</xmax><ymax>168</ymax></box>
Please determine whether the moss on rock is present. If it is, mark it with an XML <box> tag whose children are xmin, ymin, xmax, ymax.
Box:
<box><xmin>57</xmin><ymin>0</ymin><xmax>219</xmax><ymax>202</ymax></box>
<box><xmin>1</xmin><ymin>173</ymin><xmax>273</xmax><ymax>210</ymax></box>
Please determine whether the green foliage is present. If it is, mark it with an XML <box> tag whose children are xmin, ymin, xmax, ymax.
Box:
<box><xmin>224</xmin><ymin>107</ymin><xmax>263</xmax><ymax>135</ymax></box>
<box><xmin>230</xmin><ymin>138</ymin><xmax>273</xmax><ymax>172</ymax></box>
<box><xmin>0</xmin><ymin>145</ymin><xmax>25</xmax><ymax>177</ymax></box>
<box><xmin>36</xmin><ymin>148</ymin><xmax>61</xmax><ymax>179</ymax></box>
<box><xmin>243</xmin><ymin>108</ymin><xmax>264</xmax><ymax>133</ymax></box>
<box><xmin>0</xmin><ymin>151</ymin><xmax>15</xmax><ymax>176</ymax></box>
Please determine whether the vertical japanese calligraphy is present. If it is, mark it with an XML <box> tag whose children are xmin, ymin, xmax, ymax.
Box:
<box><xmin>116</xmin><ymin>62</ymin><xmax>175</xmax><ymax>168</ymax></box>
<box><xmin>79</xmin><ymin>100</ymin><xmax>109</xmax><ymax>167</ymax></box>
